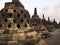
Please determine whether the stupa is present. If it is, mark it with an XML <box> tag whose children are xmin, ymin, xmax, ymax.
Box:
<box><xmin>0</xmin><ymin>0</ymin><xmax>41</xmax><ymax>45</ymax></box>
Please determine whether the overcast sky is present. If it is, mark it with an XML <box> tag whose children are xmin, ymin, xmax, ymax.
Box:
<box><xmin>0</xmin><ymin>0</ymin><xmax>60</xmax><ymax>23</ymax></box>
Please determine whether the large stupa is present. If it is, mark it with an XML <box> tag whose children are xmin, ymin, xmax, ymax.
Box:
<box><xmin>0</xmin><ymin>0</ymin><xmax>50</xmax><ymax>45</ymax></box>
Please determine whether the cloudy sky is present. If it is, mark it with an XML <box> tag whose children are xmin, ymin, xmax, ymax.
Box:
<box><xmin>0</xmin><ymin>0</ymin><xmax>60</xmax><ymax>23</ymax></box>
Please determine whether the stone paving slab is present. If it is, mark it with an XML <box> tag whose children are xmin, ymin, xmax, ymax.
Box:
<box><xmin>44</xmin><ymin>29</ymin><xmax>60</xmax><ymax>45</ymax></box>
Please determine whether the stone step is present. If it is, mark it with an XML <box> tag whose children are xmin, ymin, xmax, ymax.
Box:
<box><xmin>0</xmin><ymin>34</ymin><xmax>26</xmax><ymax>41</ymax></box>
<box><xmin>0</xmin><ymin>41</ymin><xmax>18</xmax><ymax>45</ymax></box>
<box><xmin>0</xmin><ymin>34</ymin><xmax>19</xmax><ymax>41</ymax></box>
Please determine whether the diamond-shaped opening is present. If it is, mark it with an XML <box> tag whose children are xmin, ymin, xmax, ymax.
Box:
<box><xmin>2</xmin><ymin>13</ymin><xmax>4</xmax><ymax>17</ymax></box>
<box><xmin>21</xmin><ymin>10</ymin><xmax>23</xmax><ymax>13</ymax></box>
<box><xmin>9</xmin><ymin>13</ymin><xmax>12</xmax><ymax>17</ymax></box>
<box><xmin>17</xmin><ymin>24</ymin><xmax>20</xmax><ymax>29</ymax></box>
<box><xmin>13</xmin><ymin>19</ymin><xmax>16</xmax><ymax>23</ymax></box>
<box><xmin>24</xmin><ymin>24</ymin><xmax>27</xmax><ymax>27</ymax></box>
<box><xmin>7</xmin><ymin>24</ymin><xmax>11</xmax><ymax>28</ymax></box>
<box><xmin>21</xmin><ymin>19</ymin><xmax>24</xmax><ymax>23</ymax></box>
<box><xmin>27</xmin><ymin>19</ymin><xmax>29</xmax><ymax>23</ymax></box>
<box><xmin>24</xmin><ymin>14</ymin><xmax>26</xmax><ymax>18</ymax></box>
<box><xmin>0</xmin><ymin>24</ymin><xmax>2</xmax><ymax>28</ymax></box>
<box><xmin>5</xmin><ymin>18</ymin><xmax>8</xmax><ymax>22</ymax></box>
<box><xmin>14</xmin><ymin>9</ymin><xmax>16</xmax><ymax>12</ymax></box>
<box><xmin>17</xmin><ymin>13</ymin><xmax>20</xmax><ymax>17</ymax></box>
<box><xmin>6</xmin><ymin>9</ymin><xmax>8</xmax><ymax>12</ymax></box>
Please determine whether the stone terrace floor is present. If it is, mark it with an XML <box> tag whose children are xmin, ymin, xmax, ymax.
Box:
<box><xmin>44</xmin><ymin>29</ymin><xmax>60</xmax><ymax>45</ymax></box>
